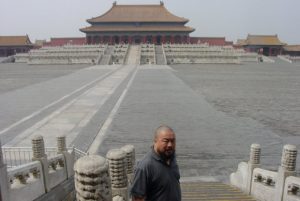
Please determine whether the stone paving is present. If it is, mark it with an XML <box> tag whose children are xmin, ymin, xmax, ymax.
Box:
<box><xmin>0</xmin><ymin>63</ymin><xmax>89</xmax><ymax>94</ymax></box>
<box><xmin>1</xmin><ymin>61</ymin><xmax>300</xmax><ymax>183</ymax></box>
<box><xmin>5</xmin><ymin>65</ymin><xmax>136</xmax><ymax>147</ymax></box>
<box><xmin>97</xmin><ymin>64</ymin><xmax>284</xmax><ymax>181</ymax></box>
<box><xmin>0</xmin><ymin>64</ymin><xmax>119</xmax><ymax>144</ymax></box>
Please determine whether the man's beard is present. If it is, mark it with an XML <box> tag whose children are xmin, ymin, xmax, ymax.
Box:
<box><xmin>158</xmin><ymin>149</ymin><xmax>175</xmax><ymax>161</ymax></box>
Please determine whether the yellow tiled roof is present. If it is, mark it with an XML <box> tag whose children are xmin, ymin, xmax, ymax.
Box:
<box><xmin>80</xmin><ymin>25</ymin><xmax>194</xmax><ymax>33</ymax></box>
<box><xmin>283</xmin><ymin>45</ymin><xmax>300</xmax><ymax>52</ymax></box>
<box><xmin>0</xmin><ymin>35</ymin><xmax>32</xmax><ymax>46</ymax></box>
<box><xmin>87</xmin><ymin>3</ymin><xmax>189</xmax><ymax>23</ymax></box>
<box><xmin>245</xmin><ymin>34</ymin><xmax>285</xmax><ymax>46</ymax></box>
<box><xmin>236</xmin><ymin>39</ymin><xmax>246</xmax><ymax>46</ymax></box>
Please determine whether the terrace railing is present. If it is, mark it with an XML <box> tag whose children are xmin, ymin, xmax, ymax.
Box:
<box><xmin>2</xmin><ymin>146</ymin><xmax>87</xmax><ymax>168</ymax></box>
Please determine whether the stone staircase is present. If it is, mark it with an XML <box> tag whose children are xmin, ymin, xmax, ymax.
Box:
<box><xmin>181</xmin><ymin>182</ymin><xmax>256</xmax><ymax>201</ymax></box>
<box><xmin>125</xmin><ymin>45</ymin><xmax>140</xmax><ymax>65</ymax></box>
<box><xmin>155</xmin><ymin>45</ymin><xmax>166</xmax><ymax>65</ymax></box>
<box><xmin>99</xmin><ymin>54</ymin><xmax>112</xmax><ymax>65</ymax></box>
<box><xmin>99</xmin><ymin>45</ymin><xmax>114</xmax><ymax>65</ymax></box>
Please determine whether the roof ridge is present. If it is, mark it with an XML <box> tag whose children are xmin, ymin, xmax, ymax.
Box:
<box><xmin>114</xmin><ymin>4</ymin><xmax>163</xmax><ymax>6</ymax></box>
<box><xmin>248</xmin><ymin>34</ymin><xmax>278</xmax><ymax>37</ymax></box>
<box><xmin>0</xmin><ymin>35</ymin><xmax>28</xmax><ymax>37</ymax></box>
<box><xmin>87</xmin><ymin>3</ymin><xmax>189</xmax><ymax>23</ymax></box>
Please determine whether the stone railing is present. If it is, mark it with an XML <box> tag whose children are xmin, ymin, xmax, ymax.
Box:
<box><xmin>278</xmin><ymin>55</ymin><xmax>300</xmax><ymax>63</ymax></box>
<box><xmin>0</xmin><ymin>136</ymin><xmax>135</xmax><ymax>201</ymax></box>
<box><xmin>15</xmin><ymin>44</ymin><xmax>106</xmax><ymax>65</ymax></box>
<box><xmin>162</xmin><ymin>43</ymin><xmax>259</xmax><ymax>64</ymax></box>
<box><xmin>140</xmin><ymin>44</ymin><xmax>155</xmax><ymax>64</ymax></box>
<box><xmin>262</xmin><ymin>55</ymin><xmax>275</xmax><ymax>63</ymax></box>
<box><xmin>290</xmin><ymin>56</ymin><xmax>300</xmax><ymax>62</ymax></box>
<box><xmin>74</xmin><ymin>145</ymin><xmax>135</xmax><ymax>201</ymax></box>
<box><xmin>14</xmin><ymin>53</ymin><xmax>29</xmax><ymax>63</ymax></box>
<box><xmin>8</xmin><ymin>161</ymin><xmax>45</xmax><ymax>201</ymax></box>
<box><xmin>230</xmin><ymin>144</ymin><xmax>299</xmax><ymax>201</ymax></box>
<box><xmin>278</xmin><ymin>55</ymin><xmax>293</xmax><ymax>63</ymax></box>
<box><xmin>111</xmin><ymin>44</ymin><xmax>129</xmax><ymax>65</ymax></box>
<box><xmin>0</xmin><ymin>135</ymin><xmax>75</xmax><ymax>201</ymax></box>
<box><xmin>162</xmin><ymin>44</ymin><xmax>255</xmax><ymax>64</ymax></box>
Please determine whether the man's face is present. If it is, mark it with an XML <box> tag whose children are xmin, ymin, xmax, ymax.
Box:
<box><xmin>154</xmin><ymin>129</ymin><xmax>176</xmax><ymax>160</ymax></box>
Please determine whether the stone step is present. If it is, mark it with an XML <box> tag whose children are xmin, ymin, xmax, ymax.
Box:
<box><xmin>155</xmin><ymin>45</ymin><xmax>166</xmax><ymax>65</ymax></box>
<box><xmin>181</xmin><ymin>182</ymin><xmax>256</xmax><ymax>201</ymax></box>
<box><xmin>125</xmin><ymin>45</ymin><xmax>140</xmax><ymax>65</ymax></box>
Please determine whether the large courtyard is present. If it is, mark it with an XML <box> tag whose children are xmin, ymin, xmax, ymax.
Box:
<box><xmin>0</xmin><ymin>61</ymin><xmax>299</xmax><ymax>182</ymax></box>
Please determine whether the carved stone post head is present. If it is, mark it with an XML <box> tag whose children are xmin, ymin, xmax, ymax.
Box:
<box><xmin>106</xmin><ymin>149</ymin><xmax>128</xmax><ymax>200</ymax></box>
<box><xmin>106</xmin><ymin>149</ymin><xmax>127</xmax><ymax>188</ymax></box>
<box><xmin>31</xmin><ymin>135</ymin><xmax>45</xmax><ymax>160</ymax></box>
<box><xmin>74</xmin><ymin>155</ymin><xmax>112</xmax><ymax>201</ymax></box>
<box><xmin>57</xmin><ymin>135</ymin><xmax>66</xmax><ymax>153</ymax></box>
<box><xmin>120</xmin><ymin>145</ymin><xmax>135</xmax><ymax>175</ymax></box>
<box><xmin>0</xmin><ymin>140</ymin><xmax>3</xmax><ymax>166</ymax></box>
<box><xmin>249</xmin><ymin>144</ymin><xmax>261</xmax><ymax>165</ymax></box>
<box><xmin>281</xmin><ymin>144</ymin><xmax>297</xmax><ymax>171</ymax></box>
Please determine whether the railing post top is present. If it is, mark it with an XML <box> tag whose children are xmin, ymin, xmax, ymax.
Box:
<box><xmin>283</xmin><ymin>144</ymin><xmax>297</xmax><ymax>151</ymax></box>
<box><xmin>281</xmin><ymin>144</ymin><xmax>297</xmax><ymax>171</ymax></box>
<box><xmin>251</xmin><ymin>144</ymin><xmax>261</xmax><ymax>149</ymax></box>
<box><xmin>56</xmin><ymin>135</ymin><xmax>66</xmax><ymax>139</ymax></box>
<box><xmin>0</xmin><ymin>140</ymin><xmax>3</xmax><ymax>165</ymax></box>
<box><xmin>120</xmin><ymin>144</ymin><xmax>135</xmax><ymax>153</ymax></box>
<box><xmin>106</xmin><ymin>149</ymin><xmax>126</xmax><ymax>160</ymax></box>
<box><xmin>31</xmin><ymin>135</ymin><xmax>45</xmax><ymax>159</ymax></box>
<box><xmin>74</xmin><ymin>155</ymin><xmax>108</xmax><ymax>174</ymax></box>
<box><xmin>57</xmin><ymin>135</ymin><xmax>66</xmax><ymax>153</ymax></box>
<box><xmin>32</xmin><ymin>135</ymin><xmax>43</xmax><ymax>141</ymax></box>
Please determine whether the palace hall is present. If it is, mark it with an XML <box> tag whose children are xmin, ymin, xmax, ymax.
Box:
<box><xmin>80</xmin><ymin>2</ymin><xmax>195</xmax><ymax>45</ymax></box>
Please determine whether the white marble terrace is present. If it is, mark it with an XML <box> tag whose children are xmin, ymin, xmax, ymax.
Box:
<box><xmin>230</xmin><ymin>144</ymin><xmax>300</xmax><ymax>201</ymax></box>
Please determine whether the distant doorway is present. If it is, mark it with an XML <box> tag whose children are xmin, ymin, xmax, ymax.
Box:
<box><xmin>263</xmin><ymin>47</ymin><xmax>269</xmax><ymax>56</ymax></box>
<box><xmin>156</xmin><ymin>35</ymin><xmax>162</xmax><ymax>45</ymax></box>
<box><xmin>175</xmin><ymin>35</ymin><xmax>181</xmax><ymax>44</ymax></box>
<box><xmin>146</xmin><ymin>35</ymin><xmax>152</xmax><ymax>43</ymax></box>
<box><xmin>113</xmin><ymin>36</ymin><xmax>120</xmax><ymax>44</ymax></box>
<box><xmin>165</xmin><ymin>35</ymin><xmax>171</xmax><ymax>43</ymax></box>
<box><xmin>122</xmin><ymin>36</ymin><xmax>129</xmax><ymax>44</ymax></box>
<box><xmin>133</xmin><ymin>36</ymin><xmax>142</xmax><ymax>44</ymax></box>
<box><xmin>103</xmin><ymin>36</ymin><xmax>110</xmax><ymax>44</ymax></box>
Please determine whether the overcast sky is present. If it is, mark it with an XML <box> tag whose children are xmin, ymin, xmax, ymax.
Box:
<box><xmin>1</xmin><ymin>0</ymin><xmax>299</xmax><ymax>44</ymax></box>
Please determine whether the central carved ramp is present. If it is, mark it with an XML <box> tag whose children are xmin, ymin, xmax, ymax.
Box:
<box><xmin>155</xmin><ymin>45</ymin><xmax>166</xmax><ymax>65</ymax></box>
<box><xmin>181</xmin><ymin>182</ymin><xmax>256</xmax><ymax>201</ymax></box>
<box><xmin>125</xmin><ymin>45</ymin><xmax>140</xmax><ymax>65</ymax></box>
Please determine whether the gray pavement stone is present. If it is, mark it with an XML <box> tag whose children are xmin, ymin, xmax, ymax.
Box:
<box><xmin>97</xmin><ymin>64</ymin><xmax>290</xmax><ymax>182</ymax></box>
<box><xmin>0</xmin><ymin>65</ymin><xmax>118</xmax><ymax>144</ymax></box>
<box><xmin>1</xmin><ymin>62</ymin><xmax>300</xmax><ymax>182</ymax></box>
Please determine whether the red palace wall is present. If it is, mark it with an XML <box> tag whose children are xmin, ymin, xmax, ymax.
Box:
<box><xmin>44</xmin><ymin>37</ymin><xmax>86</xmax><ymax>46</ymax></box>
<box><xmin>190</xmin><ymin>37</ymin><xmax>233</xmax><ymax>46</ymax></box>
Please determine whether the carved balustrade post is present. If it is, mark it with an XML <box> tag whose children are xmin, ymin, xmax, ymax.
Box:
<box><xmin>246</xmin><ymin>144</ymin><xmax>261</xmax><ymax>194</ymax></box>
<box><xmin>57</xmin><ymin>135</ymin><xmax>66</xmax><ymax>154</ymax></box>
<box><xmin>74</xmin><ymin>155</ymin><xmax>112</xmax><ymax>201</ymax></box>
<box><xmin>106</xmin><ymin>149</ymin><xmax>128</xmax><ymax>201</ymax></box>
<box><xmin>275</xmin><ymin>144</ymin><xmax>297</xmax><ymax>201</ymax></box>
<box><xmin>120</xmin><ymin>145</ymin><xmax>135</xmax><ymax>185</ymax></box>
<box><xmin>56</xmin><ymin>135</ymin><xmax>74</xmax><ymax>178</ymax></box>
<box><xmin>0</xmin><ymin>140</ymin><xmax>9</xmax><ymax>201</ymax></box>
<box><xmin>31</xmin><ymin>135</ymin><xmax>50</xmax><ymax>192</ymax></box>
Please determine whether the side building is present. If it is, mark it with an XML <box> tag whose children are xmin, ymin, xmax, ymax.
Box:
<box><xmin>237</xmin><ymin>34</ymin><xmax>285</xmax><ymax>56</ymax></box>
<box><xmin>0</xmin><ymin>35</ymin><xmax>34</xmax><ymax>57</ymax></box>
<box><xmin>282</xmin><ymin>45</ymin><xmax>300</xmax><ymax>56</ymax></box>
<box><xmin>80</xmin><ymin>2</ymin><xmax>195</xmax><ymax>45</ymax></box>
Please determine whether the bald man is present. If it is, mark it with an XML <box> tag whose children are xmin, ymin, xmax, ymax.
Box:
<box><xmin>130</xmin><ymin>125</ymin><xmax>181</xmax><ymax>201</ymax></box>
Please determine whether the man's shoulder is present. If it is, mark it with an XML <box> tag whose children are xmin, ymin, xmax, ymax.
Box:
<box><xmin>136</xmin><ymin>150</ymin><xmax>155</xmax><ymax>170</ymax></box>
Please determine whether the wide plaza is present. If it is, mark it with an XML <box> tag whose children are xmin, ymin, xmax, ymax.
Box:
<box><xmin>0</xmin><ymin>61</ymin><xmax>299</xmax><ymax>182</ymax></box>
